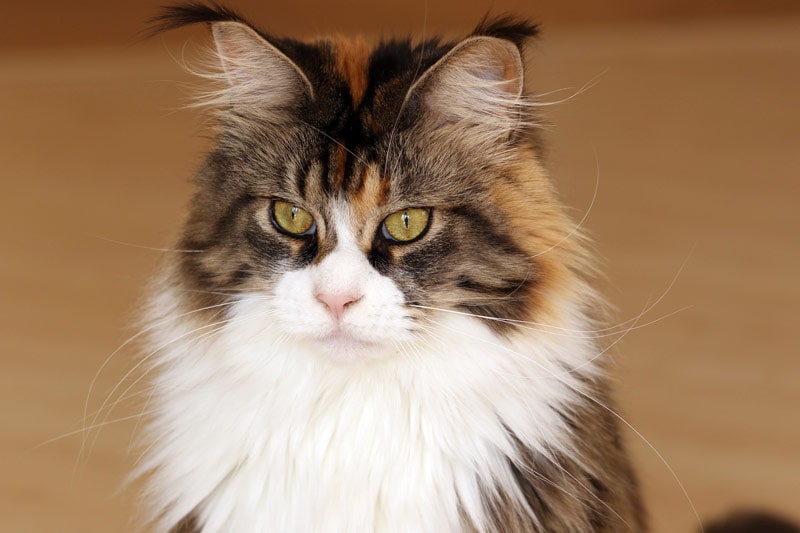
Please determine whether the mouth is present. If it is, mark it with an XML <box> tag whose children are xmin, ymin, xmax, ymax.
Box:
<box><xmin>316</xmin><ymin>329</ymin><xmax>380</xmax><ymax>363</ymax></box>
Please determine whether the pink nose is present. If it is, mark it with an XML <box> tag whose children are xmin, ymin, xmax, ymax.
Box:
<box><xmin>316</xmin><ymin>291</ymin><xmax>362</xmax><ymax>320</ymax></box>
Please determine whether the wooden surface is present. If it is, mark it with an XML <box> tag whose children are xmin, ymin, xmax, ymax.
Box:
<box><xmin>1</xmin><ymin>15</ymin><xmax>799</xmax><ymax>533</ymax></box>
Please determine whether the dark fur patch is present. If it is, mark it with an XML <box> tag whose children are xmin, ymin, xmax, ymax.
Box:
<box><xmin>485</xmin><ymin>391</ymin><xmax>647</xmax><ymax>532</ymax></box>
<box><xmin>168</xmin><ymin>512</ymin><xmax>199</xmax><ymax>533</ymax></box>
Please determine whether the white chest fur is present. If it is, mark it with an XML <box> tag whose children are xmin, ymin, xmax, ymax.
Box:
<box><xmin>138</xmin><ymin>290</ymin><xmax>596</xmax><ymax>533</ymax></box>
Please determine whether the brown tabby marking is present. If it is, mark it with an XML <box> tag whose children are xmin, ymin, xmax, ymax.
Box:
<box><xmin>332</xmin><ymin>144</ymin><xmax>348</xmax><ymax>191</ymax></box>
<box><xmin>484</xmin><ymin>386</ymin><xmax>646</xmax><ymax>532</ymax></box>
<box><xmin>169</xmin><ymin>514</ymin><xmax>199</xmax><ymax>533</ymax></box>
<box><xmin>351</xmin><ymin>166</ymin><xmax>391</xmax><ymax>232</ymax></box>
<box><xmin>487</xmin><ymin>154</ymin><xmax>595</xmax><ymax>327</ymax></box>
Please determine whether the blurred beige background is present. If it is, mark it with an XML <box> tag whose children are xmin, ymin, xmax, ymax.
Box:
<box><xmin>1</xmin><ymin>1</ymin><xmax>798</xmax><ymax>532</ymax></box>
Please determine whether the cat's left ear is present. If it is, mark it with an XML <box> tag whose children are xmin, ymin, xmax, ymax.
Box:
<box><xmin>408</xmin><ymin>36</ymin><xmax>524</xmax><ymax>136</ymax></box>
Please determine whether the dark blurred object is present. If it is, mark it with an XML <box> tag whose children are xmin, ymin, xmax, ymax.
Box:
<box><xmin>704</xmin><ymin>511</ymin><xmax>800</xmax><ymax>533</ymax></box>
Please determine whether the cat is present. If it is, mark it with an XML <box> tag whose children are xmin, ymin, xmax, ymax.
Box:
<box><xmin>135</xmin><ymin>3</ymin><xmax>648</xmax><ymax>531</ymax></box>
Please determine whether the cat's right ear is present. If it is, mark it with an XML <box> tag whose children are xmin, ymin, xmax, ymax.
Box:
<box><xmin>208</xmin><ymin>21</ymin><xmax>313</xmax><ymax>118</ymax></box>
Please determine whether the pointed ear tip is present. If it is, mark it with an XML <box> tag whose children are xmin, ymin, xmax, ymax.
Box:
<box><xmin>210</xmin><ymin>20</ymin><xmax>253</xmax><ymax>41</ymax></box>
<box><xmin>464</xmin><ymin>35</ymin><xmax>517</xmax><ymax>52</ymax></box>
<box><xmin>459</xmin><ymin>37</ymin><xmax>523</xmax><ymax>76</ymax></box>
<box><xmin>210</xmin><ymin>21</ymin><xmax>232</xmax><ymax>42</ymax></box>
<box><xmin>464</xmin><ymin>37</ymin><xmax>524</xmax><ymax>89</ymax></box>
<box><xmin>479</xmin><ymin>37</ymin><xmax>523</xmax><ymax>65</ymax></box>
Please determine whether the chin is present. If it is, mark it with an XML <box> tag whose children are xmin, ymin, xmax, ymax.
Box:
<box><xmin>315</xmin><ymin>332</ymin><xmax>392</xmax><ymax>364</ymax></box>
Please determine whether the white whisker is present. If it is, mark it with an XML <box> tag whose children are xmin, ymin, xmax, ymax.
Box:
<box><xmin>383</xmin><ymin>0</ymin><xmax>429</xmax><ymax>179</ymax></box>
<box><xmin>80</xmin><ymin>300</ymin><xmax>238</xmax><ymax>464</ymax></box>
<box><xmin>409</xmin><ymin>303</ymin><xmax>689</xmax><ymax>341</ymax></box>
<box><xmin>36</xmin><ymin>410</ymin><xmax>159</xmax><ymax>450</ymax></box>
<box><xmin>529</xmin><ymin>150</ymin><xmax>599</xmax><ymax>261</ymax></box>
<box><xmin>84</xmin><ymin>232</ymin><xmax>205</xmax><ymax>253</ymax></box>
<box><xmin>84</xmin><ymin>306</ymin><xmax>275</xmax><ymax>464</ymax></box>
<box><xmin>576</xmin><ymin>389</ymin><xmax>704</xmax><ymax>533</ymax></box>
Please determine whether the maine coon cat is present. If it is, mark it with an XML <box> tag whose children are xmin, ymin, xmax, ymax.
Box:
<box><xmin>136</xmin><ymin>3</ymin><xmax>647</xmax><ymax>531</ymax></box>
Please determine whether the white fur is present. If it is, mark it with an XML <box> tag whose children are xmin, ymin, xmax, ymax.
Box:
<box><xmin>137</xmin><ymin>209</ymin><xmax>599</xmax><ymax>532</ymax></box>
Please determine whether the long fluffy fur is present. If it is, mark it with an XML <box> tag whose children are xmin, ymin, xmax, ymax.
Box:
<box><xmin>135</xmin><ymin>4</ymin><xmax>645</xmax><ymax>532</ymax></box>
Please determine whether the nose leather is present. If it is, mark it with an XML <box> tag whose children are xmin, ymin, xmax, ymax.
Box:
<box><xmin>316</xmin><ymin>291</ymin><xmax>362</xmax><ymax>320</ymax></box>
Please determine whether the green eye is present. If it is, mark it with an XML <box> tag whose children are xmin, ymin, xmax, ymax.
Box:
<box><xmin>382</xmin><ymin>208</ymin><xmax>431</xmax><ymax>243</ymax></box>
<box><xmin>271</xmin><ymin>200</ymin><xmax>316</xmax><ymax>236</ymax></box>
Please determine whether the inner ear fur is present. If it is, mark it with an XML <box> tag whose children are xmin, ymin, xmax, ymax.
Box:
<box><xmin>210</xmin><ymin>21</ymin><xmax>314</xmax><ymax>114</ymax></box>
<box><xmin>408</xmin><ymin>36</ymin><xmax>525</xmax><ymax>130</ymax></box>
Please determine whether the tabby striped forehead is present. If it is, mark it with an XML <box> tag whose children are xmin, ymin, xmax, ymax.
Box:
<box><xmin>330</xmin><ymin>37</ymin><xmax>371</xmax><ymax>108</ymax></box>
<box><xmin>270</xmin><ymin>35</ymin><xmax>450</xmax><ymax>193</ymax></box>
<box><xmin>152</xmin><ymin>4</ymin><xmax>542</xmax><ymax>197</ymax></box>
<box><xmin>254</xmin><ymin>35</ymin><xmax>466</xmax><ymax>225</ymax></box>
<box><xmin>159</xmin><ymin>6</ymin><xmax>587</xmax><ymax>333</ymax></box>
<box><xmin>266</xmin><ymin>33</ymin><xmax>519</xmax><ymax>213</ymax></box>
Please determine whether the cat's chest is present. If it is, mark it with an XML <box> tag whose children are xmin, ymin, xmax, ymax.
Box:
<box><xmin>144</xmin><ymin>298</ymin><xmax>589</xmax><ymax>532</ymax></box>
<box><xmin>192</xmin><ymin>379</ymin><xmax>486</xmax><ymax>532</ymax></box>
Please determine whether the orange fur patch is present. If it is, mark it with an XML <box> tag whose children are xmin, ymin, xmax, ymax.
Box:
<box><xmin>332</xmin><ymin>36</ymin><xmax>371</xmax><ymax>107</ymax></box>
<box><xmin>489</xmin><ymin>153</ymin><xmax>596</xmax><ymax>326</ymax></box>
<box><xmin>351</xmin><ymin>166</ymin><xmax>391</xmax><ymax>244</ymax></box>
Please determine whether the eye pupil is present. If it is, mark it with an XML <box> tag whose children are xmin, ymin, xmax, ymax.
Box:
<box><xmin>402</xmin><ymin>212</ymin><xmax>410</xmax><ymax>228</ymax></box>
<box><xmin>291</xmin><ymin>206</ymin><xmax>298</xmax><ymax>220</ymax></box>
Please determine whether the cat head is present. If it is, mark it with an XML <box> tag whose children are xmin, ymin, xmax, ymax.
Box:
<box><xmin>153</xmin><ymin>4</ymin><xmax>592</xmax><ymax>364</ymax></box>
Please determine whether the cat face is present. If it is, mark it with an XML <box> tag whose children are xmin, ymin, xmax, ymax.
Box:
<box><xmin>170</xmin><ymin>18</ymin><xmax>579</xmax><ymax>363</ymax></box>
